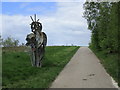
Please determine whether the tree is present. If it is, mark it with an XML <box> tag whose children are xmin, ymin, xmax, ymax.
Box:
<box><xmin>14</xmin><ymin>40</ymin><xmax>19</xmax><ymax>47</ymax></box>
<box><xmin>83</xmin><ymin>2</ymin><xmax>119</xmax><ymax>53</ymax></box>
<box><xmin>0</xmin><ymin>35</ymin><xmax>3</xmax><ymax>47</ymax></box>
<box><xmin>83</xmin><ymin>2</ymin><xmax>101</xmax><ymax>49</ymax></box>
<box><xmin>21</xmin><ymin>43</ymin><xmax>25</xmax><ymax>46</ymax></box>
<box><xmin>2</xmin><ymin>36</ymin><xmax>19</xmax><ymax>47</ymax></box>
<box><xmin>83</xmin><ymin>2</ymin><xmax>119</xmax><ymax>86</ymax></box>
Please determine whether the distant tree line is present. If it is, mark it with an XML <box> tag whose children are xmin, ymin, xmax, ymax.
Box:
<box><xmin>83</xmin><ymin>2</ymin><xmax>119</xmax><ymax>53</ymax></box>
<box><xmin>0</xmin><ymin>35</ymin><xmax>20</xmax><ymax>47</ymax></box>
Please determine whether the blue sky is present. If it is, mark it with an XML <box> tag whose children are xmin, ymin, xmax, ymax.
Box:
<box><xmin>1</xmin><ymin>2</ymin><xmax>91</xmax><ymax>46</ymax></box>
<box><xmin>2</xmin><ymin>2</ymin><xmax>57</xmax><ymax>15</ymax></box>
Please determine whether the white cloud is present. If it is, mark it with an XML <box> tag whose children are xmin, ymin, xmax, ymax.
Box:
<box><xmin>1</xmin><ymin>2</ymin><xmax>91</xmax><ymax>46</ymax></box>
<box><xmin>2</xmin><ymin>15</ymin><xmax>31</xmax><ymax>43</ymax></box>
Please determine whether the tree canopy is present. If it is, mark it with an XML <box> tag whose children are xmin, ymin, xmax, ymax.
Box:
<box><xmin>0</xmin><ymin>36</ymin><xmax>19</xmax><ymax>47</ymax></box>
<box><xmin>83</xmin><ymin>2</ymin><xmax>119</xmax><ymax>53</ymax></box>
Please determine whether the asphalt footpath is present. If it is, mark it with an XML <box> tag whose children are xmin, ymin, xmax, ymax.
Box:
<box><xmin>50</xmin><ymin>47</ymin><xmax>118</xmax><ymax>88</ymax></box>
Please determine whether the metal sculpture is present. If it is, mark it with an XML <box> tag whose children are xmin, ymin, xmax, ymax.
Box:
<box><xmin>26</xmin><ymin>14</ymin><xmax>47</xmax><ymax>67</ymax></box>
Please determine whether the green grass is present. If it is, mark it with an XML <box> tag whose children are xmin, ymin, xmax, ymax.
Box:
<box><xmin>90</xmin><ymin>47</ymin><xmax>118</xmax><ymax>83</ymax></box>
<box><xmin>2</xmin><ymin>46</ymin><xmax>79</xmax><ymax>88</ymax></box>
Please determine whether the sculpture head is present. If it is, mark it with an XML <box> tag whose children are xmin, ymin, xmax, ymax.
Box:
<box><xmin>31</xmin><ymin>21</ymin><xmax>42</xmax><ymax>32</ymax></box>
<box><xmin>30</xmin><ymin>14</ymin><xmax>42</xmax><ymax>33</ymax></box>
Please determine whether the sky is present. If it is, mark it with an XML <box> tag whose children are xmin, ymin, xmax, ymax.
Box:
<box><xmin>1</xmin><ymin>1</ymin><xmax>91</xmax><ymax>46</ymax></box>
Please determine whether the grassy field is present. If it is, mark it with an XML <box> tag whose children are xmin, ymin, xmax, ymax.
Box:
<box><xmin>90</xmin><ymin>47</ymin><xmax>118</xmax><ymax>84</ymax></box>
<box><xmin>2</xmin><ymin>46</ymin><xmax>79</xmax><ymax>88</ymax></box>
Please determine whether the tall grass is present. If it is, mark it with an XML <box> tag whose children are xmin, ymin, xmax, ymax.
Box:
<box><xmin>2</xmin><ymin>46</ymin><xmax>79</xmax><ymax>88</ymax></box>
<box><xmin>90</xmin><ymin>47</ymin><xmax>118</xmax><ymax>84</ymax></box>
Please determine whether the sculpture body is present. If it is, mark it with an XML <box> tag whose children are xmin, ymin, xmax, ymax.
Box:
<box><xmin>26</xmin><ymin>14</ymin><xmax>47</xmax><ymax>67</ymax></box>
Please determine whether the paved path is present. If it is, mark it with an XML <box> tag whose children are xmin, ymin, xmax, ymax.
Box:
<box><xmin>50</xmin><ymin>47</ymin><xmax>117</xmax><ymax>88</ymax></box>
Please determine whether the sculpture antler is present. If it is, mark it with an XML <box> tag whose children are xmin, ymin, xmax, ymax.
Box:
<box><xmin>30</xmin><ymin>14</ymin><xmax>42</xmax><ymax>33</ymax></box>
<box><xmin>30</xmin><ymin>14</ymin><xmax>39</xmax><ymax>22</ymax></box>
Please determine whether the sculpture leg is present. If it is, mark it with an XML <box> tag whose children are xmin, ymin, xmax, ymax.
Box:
<box><xmin>36</xmin><ymin>49</ymin><xmax>40</xmax><ymax>67</ymax></box>
<box><xmin>38</xmin><ymin>45</ymin><xmax>45</xmax><ymax>67</ymax></box>
<box><xmin>38</xmin><ymin>46</ymin><xmax>43</xmax><ymax>67</ymax></box>
<box><xmin>31</xmin><ymin>51</ymin><xmax>36</xmax><ymax>66</ymax></box>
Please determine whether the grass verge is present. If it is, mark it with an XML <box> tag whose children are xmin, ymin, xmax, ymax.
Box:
<box><xmin>2</xmin><ymin>46</ymin><xmax>79</xmax><ymax>88</ymax></box>
<box><xmin>90</xmin><ymin>47</ymin><xmax>118</xmax><ymax>84</ymax></box>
